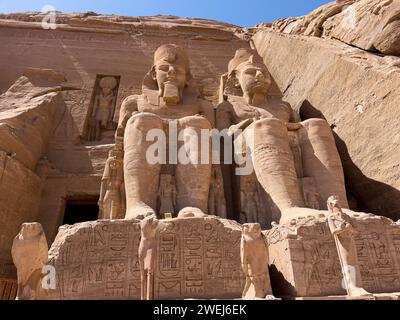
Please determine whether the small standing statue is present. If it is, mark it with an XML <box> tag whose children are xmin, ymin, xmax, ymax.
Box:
<box><xmin>158</xmin><ymin>174</ymin><xmax>177</xmax><ymax>217</ymax></box>
<box><xmin>98</xmin><ymin>148</ymin><xmax>125</xmax><ymax>219</ymax></box>
<box><xmin>138</xmin><ymin>215</ymin><xmax>159</xmax><ymax>300</ymax></box>
<box><xmin>327</xmin><ymin>195</ymin><xmax>373</xmax><ymax>299</ymax></box>
<box><xmin>241</xmin><ymin>223</ymin><xmax>274</xmax><ymax>299</ymax></box>
<box><xmin>11</xmin><ymin>223</ymin><xmax>48</xmax><ymax>300</ymax></box>
<box><xmin>240</xmin><ymin>175</ymin><xmax>262</xmax><ymax>223</ymax></box>
<box><xmin>89</xmin><ymin>76</ymin><xmax>117</xmax><ymax>141</ymax></box>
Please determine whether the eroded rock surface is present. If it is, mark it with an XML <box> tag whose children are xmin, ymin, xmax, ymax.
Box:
<box><xmin>269</xmin><ymin>0</ymin><xmax>400</xmax><ymax>56</ymax></box>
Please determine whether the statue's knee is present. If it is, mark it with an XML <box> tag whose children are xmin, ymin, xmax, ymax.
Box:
<box><xmin>302</xmin><ymin>118</ymin><xmax>333</xmax><ymax>138</ymax></box>
<box><xmin>248</xmin><ymin>118</ymin><xmax>286</xmax><ymax>135</ymax></box>
<box><xmin>127</xmin><ymin>113</ymin><xmax>163</xmax><ymax>130</ymax></box>
<box><xmin>179</xmin><ymin>115</ymin><xmax>212</xmax><ymax>130</ymax></box>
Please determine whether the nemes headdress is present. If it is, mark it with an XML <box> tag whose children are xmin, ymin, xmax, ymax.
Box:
<box><xmin>228</xmin><ymin>48</ymin><xmax>265</xmax><ymax>74</ymax></box>
<box><xmin>153</xmin><ymin>44</ymin><xmax>192</xmax><ymax>80</ymax></box>
<box><xmin>99</xmin><ymin>76</ymin><xmax>118</xmax><ymax>90</ymax></box>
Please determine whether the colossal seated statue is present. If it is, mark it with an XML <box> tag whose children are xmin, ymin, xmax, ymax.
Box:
<box><xmin>117</xmin><ymin>44</ymin><xmax>215</xmax><ymax>220</ymax></box>
<box><xmin>217</xmin><ymin>48</ymin><xmax>348</xmax><ymax>223</ymax></box>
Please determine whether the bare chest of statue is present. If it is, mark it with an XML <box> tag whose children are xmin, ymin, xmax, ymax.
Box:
<box><xmin>230</xmin><ymin>96</ymin><xmax>292</xmax><ymax>123</ymax></box>
<box><xmin>137</xmin><ymin>94</ymin><xmax>203</xmax><ymax>120</ymax></box>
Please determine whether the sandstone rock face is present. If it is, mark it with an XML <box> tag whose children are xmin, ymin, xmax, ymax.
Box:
<box><xmin>272</xmin><ymin>1</ymin><xmax>356</xmax><ymax>37</ymax></box>
<box><xmin>266</xmin><ymin>210</ymin><xmax>400</xmax><ymax>297</ymax></box>
<box><xmin>0</xmin><ymin>69</ymin><xmax>68</xmax><ymax>281</ymax></box>
<box><xmin>46</xmin><ymin>216</ymin><xmax>244</xmax><ymax>300</ymax></box>
<box><xmin>252</xmin><ymin>30</ymin><xmax>400</xmax><ymax>220</ymax></box>
<box><xmin>0</xmin><ymin>150</ymin><xmax>42</xmax><ymax>268</ymax></box>
<box><xmin>0</xmin><ymin>68</ymin><xmax>65</xmax><ymax>170</ymax></box>
<box><xmin>271</xmin><ymin>0</ymin><xmax>400</xmax><ymax>56</ymax></box>
<box><xmin>324</xmin><ymin>0</ymin><xmax>400</xmax><ymax>55</ymax></box>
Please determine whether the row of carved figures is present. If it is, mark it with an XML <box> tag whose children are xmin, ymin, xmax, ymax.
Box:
<box><xmin>11</xmin><ymin>196</ymin><xmax>373</xmax><ymax>300</ymax></box>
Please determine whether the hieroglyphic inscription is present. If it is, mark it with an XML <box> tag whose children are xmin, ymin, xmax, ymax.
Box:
<box><xmin>49</xmin><ymin>221</ymin><xmax>141</xmax><ymax>300</ymax></box>
<box><xmin>354</xmin><ymin>220</ymin><xmax>400</xmax><ymax>292</ymax></box>
<box><xmin>155</xmin><ymin>217</ymin><xmax>244</xmax><ymax>299</ymax></box>
<box><xmin>266</xmin><ymin>216</ymin><xmax>400</xmax><ymax>297</ymax></box>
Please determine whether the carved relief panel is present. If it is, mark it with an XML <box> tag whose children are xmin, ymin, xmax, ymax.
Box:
<box><xmin>86</xmin><ymin>75</ymin><xmax>121</xmax><ymax>141</ymax></box>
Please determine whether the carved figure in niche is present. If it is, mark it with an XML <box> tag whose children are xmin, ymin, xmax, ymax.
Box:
<box><xmin>240</xmin><ymin>174</ymin><xmax>262</xmax><ymax>223</ymax></box>
<box><xmin>208</xmin><ymin>165</ymin><xmax>227</xmax><ymax>218</ymax></box>
<box><xmin>217</xmin><ymin>48</ymin><xmax>348</xmax><ymax>223</ymax></box>
<box><xmin>117</xmin><ymin>44</ymin><xmax>215</xmax><ymax>220</ymax></box>
<box><xmin>11</xmin><ymin>223</ymin><xmax>48</xmax><ymax>300</ymax></box>
<box><xmin>139</xmin><ymin>215</ymin><xmax>159</xmax><ymax>300</ymax></box>
<box><xmin>327</xmin><ymin>195</ymin><xmax>373</xmax><ymax>299</ymax></box>
<box><xmin>241</xmin><ymin>223</ymin><xmax>274</xmax><ymax>299</ymax></box>
<box><xmin>98</xmin><ymin>148</ymin><xmax>125</xmax><ymax>219</ymax></box>
<box><xmin>158</xmin><ymin>174</ymin><xmax>177</xmax><ymax>217</ymax></box>
<box><xmin>89</xmin><ymin>76</ymin><xmax>118</xmax><ymax>141</ymax></box>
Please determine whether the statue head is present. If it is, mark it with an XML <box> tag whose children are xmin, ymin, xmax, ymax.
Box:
<box><xmin>228</xmin><ymin>48</ymin><xmax>271</xmax><ymax>106</ymax></box>
<box><xmin>242</xmin><ymin>223</ymin><xmax>262</xmax><ymax>239</ymax></box>
<box><xmin>107</xmin><ymin>148</ymin><xmax>123</xmax><ymax>170</ymax></box>
<box><xmin>19</xmin><ymin>222</ymin><xmax>45</xmax><ymax>239</ymax></box>
<box><xmin>148</xmin><ymin>44</ymin><xmax>192</xmax><ymax>105</ymax></box>
<box><xmin>327</xmin><ymin>195</ymin><xmax>342</xmax><ymax>213</ymax></box>
<box><xmin>99</xmin><ymin>77</ymin><xmax>117</xmax><ymax>96</ymax></box>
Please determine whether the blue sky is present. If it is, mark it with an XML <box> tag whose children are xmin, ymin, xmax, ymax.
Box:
<box><xmin>0</xmin><ymin>0</ymin><xmax>331</xmax><ymax>26</ymax></box>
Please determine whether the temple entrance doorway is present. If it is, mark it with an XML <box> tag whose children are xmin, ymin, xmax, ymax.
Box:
<box><xmin>62</xmin><ymin>196</ymin><xmax>100</xmax><ymax>225</ymax></box>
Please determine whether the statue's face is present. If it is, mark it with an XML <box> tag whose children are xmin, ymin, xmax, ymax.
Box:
<box><xmin>154</xmin><ymin>59</ymin><xmax>188</xmax><ymax>104</ymax></box>
<box><xmin>21</xmin><ymin>223</ymin><xmax>42</xmax><ymax>239</ymax></box>
<box><xmin>155</xmin><ymin>61</ymin><xmax>187</xmax><ymax>90</ymax></box>
<box><xmin>327</xmin><ymin>196</ymin><xmax>340</xmax><ymax>210</ymax></box>
<box><xmin>110</xmin><ymin>160</ymin><xmax>117</xmax><ymax>170</ymax></box>
<box><xmin>236</xmin><ymin>62</ymin><xmax>271</xmax><ymax>105</ymax></box>
<box><xmin>102</xmin><ymin>87</ymin><xmax>112</xmax><ymax>95</ymax></box>
<box><xmin>242</xmin><ymin>223</ymin><xmax>262</xmax><ymax>238</ymax></box>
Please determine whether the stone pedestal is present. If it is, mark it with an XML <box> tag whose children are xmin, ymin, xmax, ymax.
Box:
<box><xmin>265</xmin><ymin>211</ymin><xmax>400</xmax><ymax>298</ymax></box>
<box><xmin>45</xmin><ymin>216</ymin><xmax>244</xmax><ymax>300</ymax></box>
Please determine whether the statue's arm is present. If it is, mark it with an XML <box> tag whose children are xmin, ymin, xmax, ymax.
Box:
<box><xmin>328</xmin><ymin>215</ymin><xmax>342</xmax><ymax>235</ymax></box>
<box><xmin>109</xmin><ymin>94</ymin><xmax>117</xmax><ymax>124</ymax></box>
<box><xmin>200</xmin><ymin>100</ymin><xmax>215</xmax><ymax>128</ymax></box>
<box><xmin>98</xmin><ymin>180</ymin><xmax>106</xmax><ymax>208</ymax></box>
<box><xmin>116</xmin><ymin>95</ymin><xmax>139</xmax><ymax>138</ymax></box>
<box><xmin>98</xmin><ymin>160</ymin><xmax>110</xmax><ymax>205</ymax></box>
<box><xmin>240</xmin><ymin>238</ymin><xmax>248</xmax><ymax>273</ymax></box>
<box><xmin>215</xmin><ymin>101</ymin><xmax>233</xmax><ymax>131</ymax></box>
<box><xmin>92</xmin><ymin>95</ymin><xmax>100</xmax><ymax>117</ymax></box>
<box><xmin>120</xmin><ymin>181</ymin><xmax>126</xmax><ymax>210</ymax></box>
<box><xmin>328</xmin><ymin>214</ymin><xmax>354</xmax><ymax>235</ymax></box>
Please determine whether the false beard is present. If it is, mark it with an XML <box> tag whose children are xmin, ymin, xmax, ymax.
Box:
<box><xmin>160</xmin><ymin>81</ymin><xmax>181</xmax><ymax>105</ymax></box>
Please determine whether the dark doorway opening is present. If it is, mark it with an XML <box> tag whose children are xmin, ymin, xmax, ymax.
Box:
<box><xmin>63</xmin><ymin>196</ymin><xmax>100</xmax><ymax>225</ymax></box>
